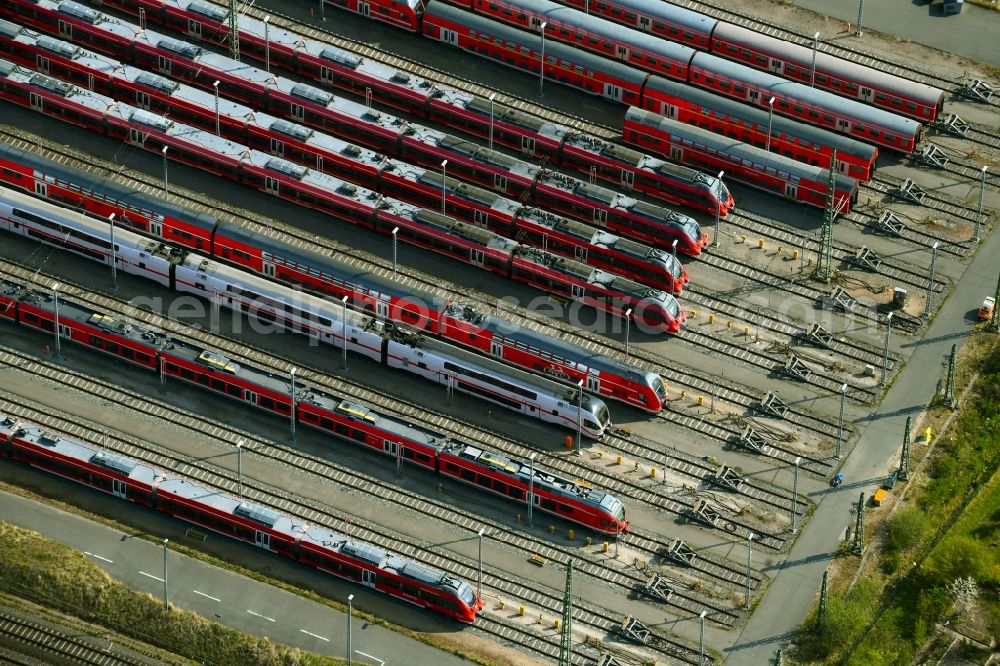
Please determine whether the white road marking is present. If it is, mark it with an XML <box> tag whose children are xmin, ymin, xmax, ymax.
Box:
<box><xmin>138</xmin><ymin>571</ymin><xmax>164</xmax><ymax>582</ymax></box>
<box><xmin>193</xmin><ymin>590</ymin><xmax>221</xmax><ymax>602</ymax></box>
<box><xmin>84</xmin><ymin>551</ymin><xmax>114</xmax><ymax>564</ymax></box>
<box><xmin>356</xmin><ymin>651</ymin><xmax>384</xmax><ymax>666</ymax></box>
<box><xmin>299</xmin><ymin>629</ymin><xmax>330</xmax><ymax>642</ymax></box>
<box><xmin>247</xmin><ymin>610</ymin><xmax>276</xmax><ymax>622</ymax></box>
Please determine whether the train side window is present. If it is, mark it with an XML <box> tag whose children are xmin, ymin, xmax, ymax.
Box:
<box><xmin>541</xmin><ymin>498</ymin><xmax>556</xmax><ymax>510</ymax></box>
<box><xmin>494</xmin><ymin>481</ymin><xmax>507</xmax><ymax>495</ymax></box>
<box><xmin>853</xmin><ymin>123</ymin><xmax>864</xmax><ymax>132</ymax></box>
<box><xmin>624</xmin><ymin>11</ymin><xmax>634</xmax><ymax>20</ymax></box>
<box><xmin>487</xmin><ymin>1</ymin><xmax>496</xmax><ymax>8</ymax></box>
<box><xmin>476</xmin><ymin>474</ymin><xmax>491</xmax><ymax>488</ymax></box>
<box><xmin>793</xmin><ymin>104</ymin><xmax>804</xmax><ymax>113</ymax></box>
<box><xmin>445</xmin><ymin>462</ymin><xmax>459</xmax><ymax>473</ymax></box>
<box><xmin>461</xmin><ymin>468</ymin><xmax>474</xmax><ymax>481</ymax></box>
<box><xmin>227</xmin><ymin>383</ymin><xmax>241</xmax><ymax>396</ymax></box>
<box><xmin>823</xmin><ymin>114</ymin><xmax>834</xmax><ymax>123</ymax></box>
<box><xmin>869</xmin><ymin>129</ymin><xmax>880</xmax><ymax>138</ymax></box>
<box><xmin>510</xmin><ymin>487</ymin><xmax>524</xmax><ymax>500</ymax></box>
<box><xmin>891</xmin><ymin>97</ymin><xmax>902</xmax><ymax>106</ymax></box>
<box><xmin>719</xmin><ymin>81</ymin><xmax>730</xmax><ymax>90</ymax></box>
<box><xmin>559</xmin><ymin>503</ymin><xmax>573</xmax><ymax>514</ymax></box>
<box><xmin>682</xmin><ymin>31</ymin><xmax>693</xmax><ymax>40</ymax></box>
<box><xmin>755</xmin><ymin>54</ymin><xmax>766</xmax><ymax>64</ymax></box>
<box><xmin>808</xmin><ymin>109</ymin><xmax>819</xmax><ymax>119</ymax></box>
<box><xmin>740</xmin><ymin>49</ymin><xmax>751</xmax><ymax>58</ymax></box>
<box><xmin>734</xmin><ymin>85</ymin><xmax>746</xmax><ymax>94</ymax></box>
<box><xmin>726</xmin><ymin>44</ymin><xmax>737</xmax><ymax>54</ymax></box>
<box><xmin>654</xmin><ymin>21</ymin><xmax>664</xmax><ymax>30</ymax></box>
<box><xmin>906</xmin><ymin>102</ymin><xmax>917</xmax><ymax>111</ymax></box>
<box><xmin>846</xmin><ymin>83</ymin><xmax>858</xmax><ymax>92</ymax></box>
<box><xmin>816</xmin><ymin>73</ymin><xmax>827</xmax><ymax>83</ymax></box>
<box><xmin>875</xmin><ymin>92</ymin><xmax>887</xmax><ymax>102</ymax></box>
<box><xmin>668</xmin><ymin>26</ymin><xmax>679</xmax><ymax>36</ymax></box>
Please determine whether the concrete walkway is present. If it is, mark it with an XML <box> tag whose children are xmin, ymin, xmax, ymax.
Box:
<box><xmin>723</xmin><ymin>222</ymin><xmax>1000</xmax><ymax>662</ymax></box>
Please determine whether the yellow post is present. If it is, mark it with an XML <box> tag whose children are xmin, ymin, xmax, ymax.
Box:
<box><xmin>708</xmin><ymin>313</ymin><xmax>715</xmax><ymax>324</ymax></box>
<box><xmin>519</xmin><ymin>605</ymin><xmax>525</xmax><ymax>616</ymax></box>
<box><xmin>793</xmin><ymin>249</ymin><xmax>800</xmax><ymax>260</ymax></box>
<box><xmin>741</xmin><ymin>234</ymin><xmax>747</xmax><ymax>244</ymax></box>
<box><xmin>744</xmin><ymin>326</ymin><xmax>751</xmax><ymax>336</ymax></box>
<box><xmin>924</xmin><ymin>427</ymin><xmax>933</xmax><ymax>442</ymax></box>
<box><xmin>554</xmin><ymin>618</ymin><xmax>561</xmax><ymax>629</ymax></box>
<box><xmin>602</xmin><ymin>541</ymin><xmax>609</xmax><ymax>552</ymax></box>
<box><xmin>777</xmin><ymin>245</ymin><xmax>783</xmax><ymax>255</ymax></box>
<box><xmin>568</xmin><ymin>529</ymin><xmax>575</xmax><ymax>540</ymax></box>
<box><xmin>651</xmin><ymin>467</ymin><xmax>657</xmax><ymax>478</ymax></box>
<box><xmin>616</xmin><ymin>455</ymin><xmax>623</xmax><ymax>465</ymax></box>
<box><xmin>698</xmin><ymin>395</ymin><xmax>705</xmax><ymax>406</ymax></box>
<box><xmin>758</xmin><ymin>239</ymin><xmax>765</xmax><ymax>249</ymax></box>
<box><xmin>689</xmin><ymin>309</ymin><xmax>697</xmax><ymax>318</ymax></box>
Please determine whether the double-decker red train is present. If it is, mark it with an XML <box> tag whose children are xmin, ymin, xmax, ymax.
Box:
<box><xmin>0</xmin><ymin>0</ymin><xmax>734</xmax><ymax>222</ymax></box>
<box><xmin>624</xmin><ymin>108</ymin><xmax>859</xmax><ymax>212</ymax></box>
<box><xmin>420</xmin><ymin>3</ymin><xmax>922</xmax><ymax>153</ymax></box>
<box><xmin>0</xmin><ymin>277</ymin><xmax>631</xmax><ymax>536</ymax></box>
<box><xmin>0</xmin><ymin>411</ymin><xmax>484</xmax><ymax>621</ymax></box>
<box><xmin>0</xmin><ymin>62</ymin><xmax>686</xmax><ymax>333</ymax></box>
<box><xmin>0</xmin><ymin>141</ymin><xmax>670</xmax><ymax>412</ymax></box>
<box><xmin>541</xmin><ymin>0</ymin><xmax>945</xmax><ymax>122</ymax></box>
<box><xmin>640</xmin><ymin>79</ymin><xmax>877</xmax><ymax>182</ymax></box>
<box><xmin>0</xmin><ymin>23</ymin><xmax>687</xmax><ymax>293</ymax></box>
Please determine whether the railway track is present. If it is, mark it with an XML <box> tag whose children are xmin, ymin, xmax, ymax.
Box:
<box><xmin>665</xmin><ymin>0</ymin><xmax>1000</xmax><ymax>113</ymax></box>
<box><xmin>0</xmin><ymin>610</ymin><xmax>150</xmax><ymax>666</ymax></box>
<box><xmin>0</xmin><ymin>259</ymin><xmax>771</xmax><ymax>612</ymax></box>
<box><xmin>0</xmin><ymin>378</ymin><xmax>715</xmax><ymax>663</ymax></box>
<box><xmin>0</xmin><ymin>125</ymin><xmax>850</xmax><ymax>450</ymax></box>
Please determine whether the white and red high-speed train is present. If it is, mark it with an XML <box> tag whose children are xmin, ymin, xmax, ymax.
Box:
<box><xmin>0</xmin><ymin>186</ymin><xmax>614</xmax><ymax>438</ymax></box>
<box><xmin>0</xmin><ymin>142</ymin><xmax>669</xmax><ymax>413</ymax></box>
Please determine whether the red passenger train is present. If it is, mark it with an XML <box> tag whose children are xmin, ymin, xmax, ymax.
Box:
<box><xmin>0</xmin><ymin>23</ymin><xmax>686</xmax><ymax>293</ymax></box>
<box><xmin>0</xmin><ymin>412</ymin><xmax>482</xmax><ymax>621</ymax></box>
<box><xmin>624</xmin><ymin>107</ymin><xmax>859</xmax><ymax>212</ymax></box>
<box><xmin>0</xmin><ymin>62</ymin><xmax>685</xmax><ymax>333</ymax></box>
<box><xmin>3</xmin><ymin>0</ymin><xmax>732</xmax><ymax>220</ymax></box>
<box><xmin>0</xmin><ymin>275</ymin><xmax>631</xmax><ymax>536</ymax></box>
<box><xmin>544</xmin><ymin>0</ymin><xmax>945</xmax><ymax>122</ymax></box>
<box><xmin>642</xmin><ymin>79</ymin><xmax>877</xmax><ymax>181</ymax></box>
<box><xmin>0</xmin><ymin>141</ymin><xmax>670</xmax><ymax>413</ymax></box>
<box><xmin>419</xmin><ymin>3</ymin><xmax>922</xmax><ymax>153</ymax></box>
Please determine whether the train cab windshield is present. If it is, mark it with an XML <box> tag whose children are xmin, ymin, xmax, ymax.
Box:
<box><xmin>595</xmin><ymin>403</ymin><xmax>611</xmax><ymax>429</ymax></box>
<box><xmin>649</xmin><ymin>373</ymin><xmax>666</xmax><ymax>402</ymax></box>
<box><xmin>458</xmin><ymin>581</ymin><xmax>477</xmax><ymax>608</ymax></box>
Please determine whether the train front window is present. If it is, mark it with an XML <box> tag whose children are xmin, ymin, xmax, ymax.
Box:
<box><xmin>651</xmin><ymin>374</ymin><xmax>666</xmax><ymax>401</ymax></box>
<box><xmin>664</xmin><ymin>296</ymin><xmax>680</xmax><ymax>318</ymax></box>
<box><xmin>459</xmin><ymin>582</ymin><xmax>477</xmax><ymax>607</ymax></box>
<box><xmin>596</xmin><ymin>404</ymin><xmax>610</xmax><ymax>427</ymax></box>
<box><xmin>664</xmin><ymin>252</ymin><xmax>682</xmax><ymax>278</ymax></box>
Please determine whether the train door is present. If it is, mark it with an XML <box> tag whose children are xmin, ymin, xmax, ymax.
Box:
<box><xmin>265</xmin><ymin>176</ymin><xmax>280</xmax><ymax>196</ymax></box>
<box><xmin>246</xmin><ymin>390</ymin><xmax>258</xmax><ymax>405</ymax></box>
<box><xmin>784</xmin><ymin>183</ymin><xmax>797</xmax><ymax>199</ymax></box>
<box><xmin>263</xmin><ymin>262</ymin><xmax>276</xmax><ymax>278</ymax></box>
<box><xmin>441</xmin><ymin>29</ymin><xmax>459</xmax><ymax>46</ymax></box>
<box><xmin>571</xmin><ymin>284</ymin><xmax>585</xmax><ymax>300</ymax></box>
<box><xmin>58</xmin><ymin>20</ymin><xmax>72</xmax><ymax>39</ymax></box>
<box><xmin>376</xmin><ymin>299</ymin><xmax>389</xmax><ymax>319</ymax></box>
<box><xmin>490</xmin><ymin>339</ymin><xmax>503</xmax><ymax>358</ymax></box>
<box><xmin>29</xmin><ymin>92</ymin><xmax>44</xmax><ymax>113</ymax></box>
<box><xmin>574</xmin><ymin>245</ymin><xmax>588</xmax><ymax>262</ymax></box>
<box><xmin>270</xmin><ymin>138</ymin><xmax>285</xmax><ymax>158</ymax></box>
<box><xmin>358</xmin><ymin>1</ymin><xmax>370</xmax><ymax>16</ymax></box>
<box><xmin>666</xmin><ymin>104</ymin><xmax>679</xmax><ymax>121</ymax></box>
<box><xmin>383</xmin><ymin>440</ymin><xmax>397</xmax><ymax>456</ymax></box>
<box><xmin>768</xmin><ymin>58</ymin><xmax>782</xmax><ymax>74</ymax></box>
<box><xmin>470</xmin><ymin>248</ymin><xmax>485</xmax><ymax>266</ymax></box>
<box><xmin>254</xmin><ymin>530</ymin><xmax>270</xmax><ymax>549</ymax></box>
<box><xmin>586</xmin><ymin>374</ymin><xmax>600</xmax><ymax>393</ymax></box>
<box><xmin>33</xmin><ymin>181</ymin><xmax>48</xmax><ymax>198</ymax></box>
<box><xmin>521</xmin><ymin>136</ymin><xmax>536</xmax><ymax>155</ymax></box>
<box><xmin>187</xmin><ymin>19</ymin><xmax>202</xmax><ymax>39</ymax></box>
<box><xmin>616</xmin><ymin>45</ymin><xmax>628</xmax><ymax>62</ymax></box>
<box><xmin>603</xmin><ymin>83</ymin><xmax>623</xmax><ymax>102</ymax></box>
<box><xmin>135</xmin><ymin>90</ymin><xmax>152</xmax><ymax>110</ymax></box>
<box><xmin>860</xmin><ymin>87</ymin><xmax>873</xmax><ymax>103</ymax></box>
<box><xmin>593</xmin><ymin>208</ymin><xmax>607</xmax><ymax>226</ymax></box>
<box><xmin>362</xmin><ymin>570</ymin><xmax>376</xmax><ymax>588</ymax></box>
<box><xmin>670</xmin><ymin>146</ymin><xmax>682</xmax><ymax>162</ymax></box>
<box><xmin>836</xmin><ymin>118</ymin><xmax>849</xmax><ymax>134</ymax></box>
<box><xmin>157</xmin><ymin>56</ymin><xmax>171</xmax><ymax>77</ymax></box>
<box><xmin>128</xmin><ymin>128</ymin><xmax>147</xmax><ymax>147</ymax></box>
<box><xmin>290</xmin><ymin>103</ymin><xmax>305</xmax><ymax>123</ymax></box>
<box><xmin>111</xmin><ymin>478</ymin><xmax>127</xmax><ymax>499</ymax></box>
<box><xmin>473</xmin><ymin>209</ymin><xmax>489</xmax><ymax>228</ymax></box>
<box><xmin>320</xmin><ymin>66</ymin><xmax>334</xmax><ymax>83</ymax></box>
<box><xmin>748</xmin><ymin>89</ymin><xmax>760</xmax><ymax>105</ymax></box>
<box><xmin>36</xmin><ymin>55</ymin><xmax>50</xmax><ymax>76</ymax></box>
<box><xmin>638</xmin><ymin>16</ymin><xmax>650</xmax><ymax>31</ymax></box>
<box><xmin>621</xmin><ymin>168</ymin><xmax>634</xmax><ymax>190</ymax></box>
<box><xmin>493</xmin><ymin>174</ymin><xmax>508</xmax><ymax>191</ymax></box>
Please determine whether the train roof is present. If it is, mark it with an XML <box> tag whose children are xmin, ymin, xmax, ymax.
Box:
<box><xmin>642</xmin><ymin>77</ymin><xmax>878</xmax><ymax>160</ymax></box>
<box><xmin>0</xmin><ymin>413</ymin><xmax>162</xmax><ymax>486</ymax></box>
<box><xmin>425</xmin><ymin>3</ymin><xmax>653</xmax><ymax>88</ymax></box>
<box><xmin>626</xmin><ymin>107</ymin><xmax>858</xmax><ymax>191</ymax></box>
<box><xmin>689</xmin><ymin>52</ymin><xmax>921</xmax><ymax>138</ymax></box>
<box><xmin>496</xmin><ymin>0</ymin><xmax>696</xmax><ymax>64</ymax></box>
<box><xmin>585</xmin><ymin>0</ymin><xmax>718</xmax><ymax>35</ymax></box>
<box><xmin>709</xmin><ymin>23</ymin><xmax>945</xmax><ymax>107</ymax></box>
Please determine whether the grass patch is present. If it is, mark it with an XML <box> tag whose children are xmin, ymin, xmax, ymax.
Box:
<box><xmin>0</xmin><ymin>520</ymin><xmax>339</xmax><ymax>666</ymax></box>
<box><xmin>792</xmin><ymin>334</ymin><xmax>1000</xmax><ymax>664</ymax></box>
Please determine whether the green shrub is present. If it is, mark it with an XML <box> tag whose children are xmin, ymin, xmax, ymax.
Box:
<box><xmin>921</xmin><ymin>535</ymin><xmax>994</xmax><ymax>586</ymax></box>
<box><xmin>884</xmin><ymin>507</ymin><xmax>928</xmax><ymax>557</ymax></box>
